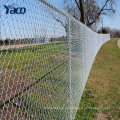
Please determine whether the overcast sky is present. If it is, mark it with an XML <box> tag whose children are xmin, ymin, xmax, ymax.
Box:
<box><xmin>53</xmin><ymin>0</ymin><xmax>120</xmax><ymax>29</ymax></box>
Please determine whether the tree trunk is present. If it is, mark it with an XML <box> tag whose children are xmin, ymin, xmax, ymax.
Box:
<box><xmin>79</xmin><ymin>0</ymin><xmax>85</xmax><ymax>24</ymax></box>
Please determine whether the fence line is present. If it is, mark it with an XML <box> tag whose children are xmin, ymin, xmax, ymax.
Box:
<box><xmin>0</xmin><ymin>0</ymin><xmax>110</xmax><ymax>119</ymax></box>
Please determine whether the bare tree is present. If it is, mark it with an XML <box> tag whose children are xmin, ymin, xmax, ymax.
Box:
<box><xmin>64</xmin><ymin>0</ymin><xmax>115</xmax><ymax>27</ymax></box>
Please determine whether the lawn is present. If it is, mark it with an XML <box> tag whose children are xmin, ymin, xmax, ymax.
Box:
<box><xmin>75</xmin><ymin>39</ymin><xmax>120</xmax><ymax>120</ymax></box>
<box><xmin>0</xmin><ymin>42</ymin><xmax>70</xmax><ymax>119</ymax></box>
<box><xmin>1</xmin><ymin>38</ymin><xmax>119</xmax><ymax>119</ymax></box>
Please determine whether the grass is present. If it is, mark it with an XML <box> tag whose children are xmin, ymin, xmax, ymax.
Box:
<box><xmin>20</xmin><ymin>63</ymin><xmax>70</xmax><ymax>119</ymax></box>
<box><xmin>0</xmin><ymin>42</ymin><xmax>70</xmax><ymax>119</ymax></box>
<box><xmin>75</xmin><ymin>39</ymin><xmax>120</xmax><ymax>120</ymax></box>
<box><xmin>1</xmin><ymin>39</ymin><xmax>120</xmax><ymax>119</ymax></box>
<box><xmin>0</xmin><ymin>42</ymin><xmax>68</xmax><ymax>80</ymax></box>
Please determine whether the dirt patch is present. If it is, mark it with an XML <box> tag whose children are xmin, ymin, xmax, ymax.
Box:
<box><xmin>94</xmin><ymin>112</ymin><xmax>107</xmax><ymax>120</ymax></box>
<box><xmin>0</xmin><ymin>102</ymin><xmax>30</xmax><ymax>120</ymax></box>
<box><xmin>0</xmin><ymin>70</ymin><xmax>28</xmax><ymax>105</ymax></box>
<box><xmin>0</xmin><ymin>70</ymin><xmax>33</xmax><ymax>119</ymax></box>
<box><xmin>0</xmin><ymin>42</ymin><xmax>61</xmax><ymax>50</ymax></box>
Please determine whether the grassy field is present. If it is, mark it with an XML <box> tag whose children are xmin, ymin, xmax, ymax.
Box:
<box><xmin>1</xmin><ymin>39</ymin><xmax>120</xmax><ymax>119</ymax></box>
<box><xmin>75</xmin><ymin>39</ymin><xmax>120</xmax><ymax>120</ymax></box>
<box><xmin>0</xmin><ymin>42</ymin><xmax>70</xmax><ymax>119</ymax></box>
<box><xmin>0</xmin><ymin>41</ymin><xmax>82</xmax><ymax>119</ymax></box>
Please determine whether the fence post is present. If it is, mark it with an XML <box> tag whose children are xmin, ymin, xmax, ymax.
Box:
<box><xmin>82</xmin><ymin>26</ymin><xmax>85</xmax><ymax>89</ymax></box>
<box><xmin>68</xmin><ymin>18</ymin><xmax>72</xmax><ymax>120</ymax></box>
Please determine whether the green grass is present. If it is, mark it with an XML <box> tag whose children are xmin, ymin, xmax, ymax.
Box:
<box><xmin>75</xmin><ymin>89</ymin><xmax>99</xmax><ymax>120</ymax></box>
<box><xmin>0</xmin><ymin>42</ymin><xmax>70</xmax><ymax>119</ymax></box>
<box><xmin>75</xmin><ymin>39</ymin><xmax>120</xmax><ymax>120</ymax></box>
<box><xmin>20</xmin><ymin>64</ymin><xmax>70</xmax><ymax>119</ymax></box>
<box><xmin>0</xmin><ymin>42</ymin><xmax>68</xmax><ymax>80</ymax></box>
<box><xmin>1</xmin><ymin>39</ymin><xmax>120</xmax><ymax>119</ymax></box>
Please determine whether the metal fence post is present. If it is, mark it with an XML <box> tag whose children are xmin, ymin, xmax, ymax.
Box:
<box><xmin>68</xmin><ymin>18</ymin><xmax>72</xmax><ymax>120</ymax></box>
<box><xmin>82</xmin><ymin>26</ymin><xmax>85</xmax><ymax>89</ymax></box>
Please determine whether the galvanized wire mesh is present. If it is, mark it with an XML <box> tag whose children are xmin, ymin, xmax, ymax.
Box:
<box><xmin>0</xmin><ymin>0</ymin><xmax>110</xmax><ymax>120</ymax></box>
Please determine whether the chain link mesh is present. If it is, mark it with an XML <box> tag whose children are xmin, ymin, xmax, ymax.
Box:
<box><xmin>0</xmin><ymin>0</ymin><xmax>110</xmax><ymax>119</ymax></box>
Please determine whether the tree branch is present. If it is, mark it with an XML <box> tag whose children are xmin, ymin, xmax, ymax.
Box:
<box><xmin>75</xmin><ymin>0</ymin><xmax>81</xmax><ymax>10</ymax></box>
<box><xmin>87</xmin><ymin>0</ymin><xmax>110</xmax><ymax>26</ymax></box>
<box><xmin>48</xmin><ymin>10</ymin><xmax>68</xmax><ymax>33</ymax></box>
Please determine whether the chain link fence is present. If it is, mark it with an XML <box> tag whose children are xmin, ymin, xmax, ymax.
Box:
<box><xmin>0</xmin><ymin>0</ymin><xmax>110</xmax><ymax>119</ymax></box>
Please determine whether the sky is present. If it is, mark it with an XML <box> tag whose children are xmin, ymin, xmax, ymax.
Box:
<box><xmin>1</xmin><ymin>0</ymin><xmax>66</xmax><ymax>39</ymax></box>
<box><xmin>53</xmin><ymin>0</ymin><xmax>120</xmax><ymax>30</ymax></box>
<box><xmin>1</xmin><ymin>0</ymin><xmax>120</xmax><ymax>39</ymax></box>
